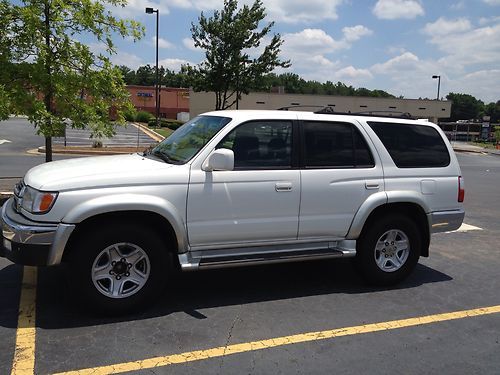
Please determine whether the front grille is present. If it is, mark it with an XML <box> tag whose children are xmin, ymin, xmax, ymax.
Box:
<box><xmin>13</xmin><ymin>179</ymin><xmax>25</xmax><ymax>213</ymax></box>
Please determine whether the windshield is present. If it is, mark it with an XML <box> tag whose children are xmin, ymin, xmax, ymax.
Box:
<box><xmin>151</xmin><ymin>115</ymin><xmax>231</xmax><ymax>164</ymax></box>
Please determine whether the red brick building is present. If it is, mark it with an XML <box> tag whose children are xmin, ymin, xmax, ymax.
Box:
<box><xmin>127</xmin><ymin>85</ymin><xmax>189</xmax><ymax>119</ymax></box>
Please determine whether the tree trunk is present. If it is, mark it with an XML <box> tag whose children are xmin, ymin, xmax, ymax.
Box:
<box><xmin>44</xmin><ymin>0</ymin><xmax>53</xmax><ymax>162</ymax></box>
<box><xmin>45</xmin><ymin>136</ymin><xmax>52</xmax><ymax>162</ymax></box>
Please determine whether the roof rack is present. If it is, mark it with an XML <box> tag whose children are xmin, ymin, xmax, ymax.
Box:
<box><xmin>314</xmin><ymin>107</ymin><xmax>415</xmax><ymax>119</ymax></box>
<box><xmin>277</xmin><ymin>105</ymin><xmax>325</xmax><ymax>111</ymax></box>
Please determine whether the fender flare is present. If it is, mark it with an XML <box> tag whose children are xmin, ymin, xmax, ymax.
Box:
<box><xmin>346</xmin><ymin>190</ymin><xmax>431</xmax><ymax>239</ymax></box>
<box><xmin>62</xmin><ymin>194</ymin><xmax>188</xmax><ymax>253</ymax></box>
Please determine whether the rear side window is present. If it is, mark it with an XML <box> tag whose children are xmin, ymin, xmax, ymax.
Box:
<box><xmin>303</xmin><ymin>121</ymin><xmax>374</xmax><ymax>168</ymax></box>
<box><xmin>368</xmin><ymin>122</ymin><xmax>450</xmax><ymax>168</ymax></box>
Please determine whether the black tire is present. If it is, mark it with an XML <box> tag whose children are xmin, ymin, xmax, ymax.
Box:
<box><xmin>67</xmin><ymin>223</ymin><xmax>170</xmax><ymax>314</ymax></box>
<box><xmin>356</xmin><ymin>214</ymin><xmax>421</xmax><ymax>286</ymax></box>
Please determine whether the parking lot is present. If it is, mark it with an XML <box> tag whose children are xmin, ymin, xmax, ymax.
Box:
<box><xmin>1</xmin><ymin>151</ymin><xmax>499</xmax><ymax>375</ymax></box>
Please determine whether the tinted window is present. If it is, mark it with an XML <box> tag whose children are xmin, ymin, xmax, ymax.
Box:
<box><xmin>218</xmin><ymin>121</ymin><xmax>292</xmax><ymax>169</ymax></box>
<box><xmin>368</xmin><ymin>122</ymin><xmax>450</xmax><ymax>168</ymax></box>
<box><xmin>304</xmin><ymin>122</ymin><xmax>374</xmax><ymax>168</ymax></box>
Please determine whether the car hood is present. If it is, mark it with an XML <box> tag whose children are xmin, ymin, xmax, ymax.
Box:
<box><xmin>24</xmin><ymin>153</ymin><xmax>177</xmax><ymax>191</ymax></box>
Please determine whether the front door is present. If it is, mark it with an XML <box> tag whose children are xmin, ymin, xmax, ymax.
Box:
<box><xmin>187</xmin><ymin>120</ymin><xmax>300</xmax><ymax>248</ymax></box>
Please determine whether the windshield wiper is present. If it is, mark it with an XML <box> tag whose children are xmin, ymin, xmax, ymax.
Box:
<box><xmin>151</xmin><ymin>149</ymin><xmax>180</xmax><ymax>164</ymax></box>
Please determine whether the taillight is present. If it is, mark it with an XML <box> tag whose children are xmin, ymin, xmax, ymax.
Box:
<box><xmin>458</xmin><ymin>176</ymin><xmax>465</xmax><ymax>202</ymax></box>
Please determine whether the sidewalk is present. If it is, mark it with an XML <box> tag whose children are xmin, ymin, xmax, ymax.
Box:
<box><xmin>451</xmin><ymin>141</ymin><xmax>500</xmax><ymax>155</ymax></box>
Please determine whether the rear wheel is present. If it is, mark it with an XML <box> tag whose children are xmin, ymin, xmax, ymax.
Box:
<box><xmin>356</xmin><ymin>214</ymin><xmax>421</xmax><ymax>285</ymax></box>
<box><xmin>68</xmin><ymin>223</ymin><xmax>170</xmax><ymax>314</ymax></box>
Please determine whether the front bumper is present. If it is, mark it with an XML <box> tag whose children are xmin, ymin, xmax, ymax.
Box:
<box><xmin>1</xmin><ymin>198</ymin><xmax>75</xmax><ymax>266</ymax></box>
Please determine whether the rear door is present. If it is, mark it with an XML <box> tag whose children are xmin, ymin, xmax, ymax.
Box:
<box><xmin>298</xmin><ymin>119</ymin><xmax>384</xmax><ymax>239</ymax></box>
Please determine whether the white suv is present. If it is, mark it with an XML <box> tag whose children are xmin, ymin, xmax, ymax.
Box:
<box><xmin>1</xmin><ymin>110</ymin><xmax>465</xmax><ymax>312</ymax></box>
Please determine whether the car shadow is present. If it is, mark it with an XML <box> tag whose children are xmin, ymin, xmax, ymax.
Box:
<box><xmin>0</xmin><ymin>260</ymin><xmax>452</xmax><ymax>329</ymax></box>
<box><xmin>0</xmin><ymin>264</ymin><xmax>23</xmax><ymax>330</ymax></box>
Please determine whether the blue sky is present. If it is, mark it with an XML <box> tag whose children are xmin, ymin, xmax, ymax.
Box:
<box><xmin>104</xmin><ymin>0</ymin><xmax>500</xmax><ymax>102</ymax></box>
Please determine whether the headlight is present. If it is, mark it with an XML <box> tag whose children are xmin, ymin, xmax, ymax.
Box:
<box><xmin>21</xmin><ymin>186</ymin><xmax>58</xmax><ymax>214</ymax></box>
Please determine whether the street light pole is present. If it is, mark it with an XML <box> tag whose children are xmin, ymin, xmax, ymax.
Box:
<box><xmin>146</xmin><ymin>7</ymin><xmax>160</xmax><ymax>127</ymax></box>
<box><xmin>432</xmin><ymin>75</ymin><xmax>441</xmax><ymax>100</ymax></box>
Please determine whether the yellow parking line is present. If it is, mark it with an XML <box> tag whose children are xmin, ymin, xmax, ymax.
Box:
<box><xmin>11</xmin><ymin>266</ymin><xmax>37</xmax><ymax>375</ymax></box>
<box><xmin>54</xmin><ymin>304</ymin><xmax>500</xmax><ymax>375</ymax></box>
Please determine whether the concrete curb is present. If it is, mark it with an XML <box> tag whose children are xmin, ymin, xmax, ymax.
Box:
<box><xmin>452</xmin><ymin>147</ymin><xmax>486</xmax><ymax>154</ymax></box>
<box><xmin>35</xmin><ymin>146</ymin><xmax>138</xmax><ymax>156</ymax></box>
<box><xmin>131</xmin><ymin>122</ymin><xmax>165</xmax><ymax>142</ymax></box>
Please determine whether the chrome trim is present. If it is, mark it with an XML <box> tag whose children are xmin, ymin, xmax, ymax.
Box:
<box><xmin>2</xmin><ymin>201</ymin><xmax>57</xmax><ymax>244</ymax></box>
<box><xmin>429</xmin><ymin>209</ymin><xmax>465</xmax><ymax>233</ymax></box>
<box><xmin>178</xmin><ymin>240</ymin><xmax>357</xmax><ymax>272</ymax></box>
<box><xmin>1</xmin><ymin>198</ymin><xmax>75</xmax><ymax>266</ymax></box>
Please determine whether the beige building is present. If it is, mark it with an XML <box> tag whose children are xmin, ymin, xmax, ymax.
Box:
<box><xmin>189</xmin><ymin>90</ymin><xmax>451</xmax><ymax>122</ymax></box>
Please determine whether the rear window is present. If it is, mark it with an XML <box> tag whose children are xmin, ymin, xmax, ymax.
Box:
<box><xmin>367</xmin><ymin>122</ymin><xmax>450</xmax><ymax>168</ymax></box>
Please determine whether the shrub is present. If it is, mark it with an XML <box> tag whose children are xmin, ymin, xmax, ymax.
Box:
<box><xmin>123</xmin><ymin>110</ymin><xmax>136</xmax><ymax>122</ymax></box>
<box><xmin>135</xmin><ymin>111</ymin><xmax>153</xmax><ymax>123</ymax></box>
<box><xmin>168</xmin><ymin>121</ymin><xmax>183</xmax><ymax>130</ymax></box>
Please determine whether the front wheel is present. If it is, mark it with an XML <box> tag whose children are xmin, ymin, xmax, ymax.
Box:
<box><xmin>356</xmin><ymin>215</ymin><xmax>421</xmax><ymax>286</ymax></box>
<box><xmin>67</xmin><ymin>223</ymin><xmax>170</xmax><ymax>314</ymax></box>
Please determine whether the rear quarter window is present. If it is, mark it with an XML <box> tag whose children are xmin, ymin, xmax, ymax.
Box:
<box><xmin>367</xmin><ymin>121</ymin><xmax>450</xmax><ymax>168</ymax></box>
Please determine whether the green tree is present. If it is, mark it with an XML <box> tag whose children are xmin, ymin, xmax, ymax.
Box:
<box><xmin>0</xmin><ymin>0</ymin><xmax>143</xmax><ymax>161</ymax></box>
<box><xmin>483</xmin><ymin>100</ymin><xmax>500</xmax><ymax>123</ymax></box>
<box><xmin>189</xmin><ymin>0</ymin><xmax>290</xmax><ymax>110</ymax></box>
<box><xmin>446</xmin><ymin>93</ymin><xmax>483</xmax><ymax>122</ymax></box>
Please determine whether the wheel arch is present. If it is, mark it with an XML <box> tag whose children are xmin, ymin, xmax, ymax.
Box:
<box><xmin>62</xmin><ymin>210</ymin><xmax>184</xmax><ymax>264</ymax></box>
<box><xmin>354</xmin><ymin>202</ymin><xmax>430</xmax><ymax>257</ymax></box>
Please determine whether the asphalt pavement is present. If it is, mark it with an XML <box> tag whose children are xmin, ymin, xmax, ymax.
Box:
<box><xmin>0</xmin><ymin>152</ymin><xmax>499</xmax><ymax>374</ymax></box>
<box><xmin>0</xmin><ymin>117</ymin><xmax>157</xmax><ymax>191</ymax></box>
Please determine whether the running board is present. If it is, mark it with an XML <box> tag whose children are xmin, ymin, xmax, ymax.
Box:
<box><xmin>178</xmin><ymin>241</ymin><xmax>356</xmax><ymax>271</ymax></box>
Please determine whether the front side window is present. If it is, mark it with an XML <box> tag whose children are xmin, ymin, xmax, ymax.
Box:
<box><xmin>151</xmin><ymin>115</ymin><xmax>231</xmax><ymax>164</ymax></box>
<box><xmin>218</xmin><ymin>121</ymin><xmax>292</xmax><ymax>169</ymax></box>
<box><xmin>303</xmin><ymin>121</ymin><xmax>374</xmax><ymax>168</ymax></box>
<box><xmin>367</xmin><ymin>121</ymin><xmax>450</xmax><ymax>168</ymax></box>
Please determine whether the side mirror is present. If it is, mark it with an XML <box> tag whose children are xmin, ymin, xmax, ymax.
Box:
<box><xmin>203</xmin><ymin>148</ymin><xmax>234</xmax><ymax>171</ymax></box>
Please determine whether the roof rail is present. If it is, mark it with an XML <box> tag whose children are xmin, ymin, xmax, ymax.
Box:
<box><xmin>277</xmin><ymin>105</ymin><xmax>325</xmax><ymax>111</ymax></box>
<box><xmin>314</xmin><ymin>108</ymin><xmax>415</xmax><ymax>119</ymax></box>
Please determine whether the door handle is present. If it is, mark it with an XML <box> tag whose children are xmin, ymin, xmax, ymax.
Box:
<box><xmin>275</xmin><ymin>182</ymin><xmax>293</xmax><ymax>192</ymax></box>
<box><xmin>365</xmin><ymin>182</ymin><xmax>379</xmax><ymax>190</ymax></box>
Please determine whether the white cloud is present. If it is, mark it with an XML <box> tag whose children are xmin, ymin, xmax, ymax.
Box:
<box><xmin>157</xmin><ymin>58</ymin><xmax>193</xmax><ymax>71</ymax></box>
<box><xmin>342</xmin><ymin>25</ymin><xmax>373</xmax><ymax>42</ymax></box>
<box><xmin>479</xmin><ymin>16</ymin><xmax>500</xmax><ymax>25</ymax></box>
<box><xmin>373</xmin><ymin>0</ymin><xmax>424</xmax><ymax>20</ymax></box>
<box><xmin>422</xmin><ymin>17</ymin><xmax>471</xmax><ymax>36</ymax></box>
<box><xmin>282</xmin><ymin>29</ymin><xmax>347</xmax><ymax>55</ymax></box>
<box><xmin>335</xmin><ymin>66</ymin><xmax>373</xmax><ymax>80</ymax></box>
<box><xmin>151</xmin><ymin>36</ymin><xmax>174</xmax><ymax>49</ymax></box>
<box><xmin>450</xmin><ymin>1</ymin><xmax>465</xmax><ymax>10</ymax></box>
<box><xmin>163</xmin><ymin>0</ymin><xmax>344</xmax><ymax>24</ymax></box>
<box><xmin>107</xmin><ymin>0</ymin><xmax>170</xmax><ymax>19</ymax></box>
<box><xmin>429</xmin><ymin>23</ymin><xmax>500</xmax><ymax>67</ymax></box>
<box><xmin>371</xmin><ymin>52</ymin><xmax>420</xmax><ymax>74</ymax></box>
<box><xmin>263</xmin><ymin>0</ymin><xmax>343</xmax><ymax>23</ymax></box>
<box><xmin>449</xmin><ymin>69</ymin><xmax>500</xmax><ymax>103</ymax></box>
<box><xmin>483</xmin><ymin>0</ymin><xmax>500</xmax><ymax>5</ymax></box>
<box><xmin>182</xmin><ymin>37</ymin><xmax>202</xmax><ymax>51</ymax></box>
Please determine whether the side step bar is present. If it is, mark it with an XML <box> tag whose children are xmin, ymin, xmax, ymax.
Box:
<box><xmin>178</xmin><ymin>241</ymin><xmax>356</xmax><ymax>271</ymax></box>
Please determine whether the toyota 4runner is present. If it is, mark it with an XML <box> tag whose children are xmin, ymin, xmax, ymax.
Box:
<box><xmin>1</xmin><ymin>110</ymin><xmax>465</xmax><ymax>313</ymax></box>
